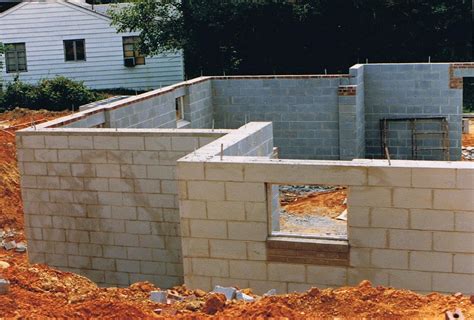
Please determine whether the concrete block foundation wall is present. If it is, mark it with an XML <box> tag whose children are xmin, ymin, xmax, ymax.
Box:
<box><xmin>364</xmin><ymin>63</ymin><xmax>474</xmax><ymax>160</ymax></box>
<box><xmin>17</xmin><ymin>128</ymin><xmax>229</xmax><ymax>287</ymax></box>
<box><xmin>178</xmin><ymin>146</ymin><xmax>474</xmax><ymax>295</ymax></box>
<box><xmin>212</xmin><ymin>76</ymin><xmax>351</xmax><ymax>159</ymax></box>
<box><xmin>17</xmin><ymin>62</ymin><xmax>473</xmax><ymax>292</ymax></box>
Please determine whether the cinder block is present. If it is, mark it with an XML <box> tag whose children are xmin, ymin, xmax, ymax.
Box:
<box><xmin>114</xmin><ymin>233</ymin><xmax>139</xmax><ymax>247</ymax></box>
<box><xmin>125</xmin><ymin>221</ymin><xmax>151</xmax><ymax>234</ymax></box>
<box><xmin>103</xmin><ymin>245</ymin><xmax>127</xmax><ymax>259</ymax></box>
<box><xmin>24</xmin><ymin>163</ymin><xmax>47</xmax><ymax>176</ymax></box>
<box><xmin>229</xmin><ymin>260</ymin><xmax>267</xmax><ymax>280</ymax></box>
<box><xmin>307</xmin><ymin>265</ymin><xmax>347</xmax><ymax>286</ymax></box>
<box><xmin>145</xmin><ymin>136</ymin><xmax>171</xmax><ymax>151</ymax></box>
<box><xmin>411</xmin><ymin>209</ymin><xmax>454</xmax><ymax>231</ymax></box>
<box><xmin>349</xmin><ymin>248</ymin><xmax>371</xmax><ymax>267</ymax></box>
<box><xmin>119</xmin><ymin>136</ymin><xmax>144</xmax><ymax>150</ymax></box>
<box><xmin>268</xmin><ymin>263</ymin><xmax>305</xmax><ymax>283</ymax></box>
<box><xmin>45</xmin><ymin>135</ymin><xmax>68</xmax><ymax>149</ymax></box>
<box><xmin>22</xmin><ymin>135</ymin><xmax>45</xmax><ymax>148</ymax></box>
<box><xmin>78</xmin><ymin>243</ymin><xmax>103</xmax><ymax>257</ymax></box>
<box><xmin>433</xmin><ymin>190</ymin><xmax>473</xmax><ymax>211</ymax></box>
<box><xmin>393</xmin><ymin>188</ymin><xmax>432</xmax><ymax>209</ymax></box>
<box><xmin>225</xmin><ymin>182</ymin><xmax>266</xmax><ymax>202</ymax></box>
<box><xmin>42</xmin><ymin>229</ymin><xmax>66</xmax><ymax>242</ymax></box>
<box><xmin>71</xmin><ymin>164</ymin><xmax>95</xmax><ymax>177</ymax></box>
<box><xmin>454</xmin><ymin>211</ymin><xmax>474</xmax><ymax>232</ymax></box>
<box><xmin>210</xmin><ymin>239</ymin><xmax>247</xmax><ymax>259</ymax></box>
<box><xmin>349</xmin><ymin>227</ymin><xmax>387</xmax><ymax>248</ymax></box>
<box><xmin>348</xmin><ymin>187</ymin><xmax>392</xmax><ymax>207</ymax></box>
<box><xmin>69</xmin><ymin>136</ymin><xmax>93</xmax><ymax>149</ymax></box>
<box><xmin>371</xmin><ymin>208</ymin><xmax>408</xmax><ymax>228</ymax></box>
<box><xmin>92</xmin><ymin>257</ymin><xmax>116</xmax><ymax>271</ymax></box>
<box><xmin>68</xmin><ymin>255</ymin><xmax>91</xmax><ymax>269</ymax></box>
<box><xmin>171</xmin><ymin>137</ymin><xmax>199</xmax><ymax>151</ymax></box>
<box><xmin>348</xmin><ymin>206</ymin><xmax>370</xmax><ymax>227</ymax></box>
<box><xmin>100</xmin><ymin>219</ymin><xmax>124</xmax><ymax>233</ymax></box>
<box><xmin>181</xmin><ymin>237</ymin><xmax>209</xmax><ymax>257</ymax></box>
<box><xmin>189</xmin><ymin>219</ymin><xmax>227</xmax><ymax>239</ymax></box>
<box><xmin>93</xmin><ymin>136</ymin><xmax>119</xmax><ymax>150</ymax></box>
<box><xmin>368</xmin><ymin>167</ymin><xmax>411</xmax><ymax>187</ymax></box>
<box><xmin>177</xmin><ymin>162</ymin><xmax>204</xmax><ymax>180</ymax></box>
<box><xmin>389</xmin><ymin>230</ymin><xmax>432</xmax><ymax>250</ymax></box>
<box><xmin>188</xmin><ymin>181</ymin><xmax>225</xmax><ymax>201</ymax></box>
<box><xmin>66</xmin><ymin>230</ymin><xmax>89</xmax><ymax>243</ymax></box>
<box><xmin>58</xmin><ymin>150</ymin><xmax>82</xmax><ymax>163</ymax></box>
<box><xmin>105</xmin><ymin>271</ymin><xmax>130</xmax><ymax>286</ymax></box>
<box><xmin>412</xmin><ymin>168</ymin><xmax>455</xmax><ymax>188</ymax></box>
<box><xmin>38</xmin><ymin>147</ymin><xmax>66</xmax><ymax>169</ymax></box>
<box><xmin>228</xmin><ymin>222</ymin><xmax>267</xmax><ymax>241</ymax></box>
<box><xmin>371</xmin><ymin>249</ymin><xmax>408</xmax><ymax>269</ymax></box>
<box><xmin>192</xmin><ymin>258</ymin><xmax>229</xmax><ymax>277</ymax></box>
<box><xmin>184</xmin><ymin>275</ymin><xmax>211</xmax><ymax>291</ymax></box>
<box><xmin>205</xmin><ymin>163</ymin><xmax>244</xmax><ymax>181</ymax></box>
<box><xmin>127</xmin><ymin>247</ymin><xmax>152</xmax><ymax>260</ymax></box>
<box><xmin>245</xmin><ymin>202</ymin><xmax>267</xmax><ymax>222</ymax></box>
<box><xmin>433</xmin><ymin>232</ymin><xmax>473</xmax><ymax>253</ymax></box>
<box><xmin>116</xmin><ymin>259</ymin><xmax>140</xmax><ymax>273</ymax></box>
<box><xmin>453</xmin><ymin>254</ymin><xmax>474</xmax><ymax>274</ymax></box>
<box><xmin>247</xmin><ymin>242</ymin><xmax>266</xmax><ymax>261</ymax></box>
<box><xmin>207</xmin><ymin>201</ymin><xmax>245</xmax><ymax>220</ymax></box>
<box><xmin>141</xmin><ymin>261</ymin><xmax>167</xmax><ymax>275</ymax></box>
<box><xmin>432</xmin><ymin>273</ymin><xmax>473</xmax><ymax>294</ymax></box>
<box><xmin>147</xmin><ymin>165</ymin><xmax>175</xmax><ymax>180</ymax></box>
<box><xmin>456</xmin><ymin>169</ymin><xmax>474</xmax><ymax>189</ymax></box>
<box><xmin>180</xmin><ymin>200</ymin><xmax>206</xmax><ymax>219</ymax></box>
<box><xmin>389</xmin><ymin>270</ymin><xmax>431</xmax><ymax>292</ymax></box>
<box><xmin>84</xmin><ymin>178</ymin><xmax>109</xmax><ymax>191</ymax></box>
<box><xmin>410</xmin><ymin>252</ymin><xmax>452</xmax><ymax>272</ymax></box>
<box><xmin>95</xmin><ymin>164</ymin><xmax>121</xmax><ymax>178</ymax></box>
<box><xmin>138</xmin><ymin>235</ymin><xmax>165</xmax><ymax>248</ymax></box>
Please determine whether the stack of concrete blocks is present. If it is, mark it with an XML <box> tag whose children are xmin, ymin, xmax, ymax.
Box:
<box><xmin>338</xmin><ymin>64</ymin><xmax>366</xmax><ymax>160</ymax></box>
<box><xmin>363</xmin><ymin>63</ymin><xmax>474</xmax><ymax>160</ymax></box>
<box><xmin>18</xmin><ymin>128</ymin><xmax>229</xmax><ymax>287</ymax></box>
<box><xmin>177</xmin><ymin>125</ymin><xmax>474</xmax><ymax>294</ymax></box>
<box><xmin>212</xmin><ymin>76</ymin><xmax>350</xmax><ymax>160</ymax></box>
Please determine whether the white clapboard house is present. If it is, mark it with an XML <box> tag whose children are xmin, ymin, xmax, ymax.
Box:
<box><xmin>0</xmin><ymin>0</ymin><xmax>184</xmax><ymax>90</ymax></box>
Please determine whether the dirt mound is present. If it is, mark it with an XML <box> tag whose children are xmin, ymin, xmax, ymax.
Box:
<box><xmin>0</xmin><ymin>108</ymin><xmax>70</xmax><ymax>232</ymax></box>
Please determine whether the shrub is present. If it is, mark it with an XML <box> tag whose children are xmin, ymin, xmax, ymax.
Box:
<box><xmin>35</xmin><ymin>76</ymin><xmax>99</xmax><ymax>111</ymax></box>
<box><xmin>0</xmin><ymin>76</ymin><xmax>101</xmax><ymax>111</ymax></box>
<box><xmin>1</xmin><ymin>77</ymin><xmax>38</xmax><ymax>111</ymax></box>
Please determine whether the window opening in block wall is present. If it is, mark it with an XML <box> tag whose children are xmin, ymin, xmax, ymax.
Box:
<box><xmin>269</xmin><ymin>184</ymin><xmax>348</xmax><ymax>240</ymax></box>
<box><xmin>176</xmin><ymin>96</ymin><xmax>185</xmax><ymax>121</ymax></box>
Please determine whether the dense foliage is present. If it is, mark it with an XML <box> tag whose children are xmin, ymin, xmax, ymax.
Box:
<box><xmin>0</xmin><ymin>77</ymin><xmax>102</xmax><ymax>112</ymax></box>
<box><xmin>111</xmin><ymin>0</ymin><xmax>472</xmax><ymax>77</ymax></box>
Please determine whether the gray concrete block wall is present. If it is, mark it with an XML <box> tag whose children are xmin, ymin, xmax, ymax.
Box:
<box><xmin>212</xmin><ymin>77</ymin><xmax>346</xmax><ymax>160</ymax></box>
<box><xmin>364</xmin><ymin>63</ymin><xmax>462</xmax><ymax>160</ymax></box>
<box><xmin>186</xmin><ymin>80</ymin><xmax>214</xmax><ymax>129</ymax></box>
<box><xmin>107</xmin><ymin>93</ymin><xmax>177</xmax><ymax>129</ymax></box>
<box><xmin>17</xmin><ymin>128</ymin><xmax>228</xmax><ymax>288</ymax></box>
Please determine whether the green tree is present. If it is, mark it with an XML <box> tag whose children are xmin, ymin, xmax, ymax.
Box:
<box><xmin>111</xmin><ymin>0</ymin><xmax>472</xmax><ymax>77</ymax></box>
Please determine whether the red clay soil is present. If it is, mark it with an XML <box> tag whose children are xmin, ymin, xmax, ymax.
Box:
<box><xmin>0</xmin><ymin>109</ymin><xmax>473</xmax><ymax>318</ymax></box>
<box><xmin>281</xmin><ymin>187</ymin><xmax>347</xmax><ymax>218</ymax></box>
<box><xmin>0</xmin><ymin>108</ymin><xmax>70</xmax><ymax>234</ymax></box>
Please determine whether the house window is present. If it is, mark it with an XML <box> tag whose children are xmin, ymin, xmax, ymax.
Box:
<box><xmin>5</xmin><ymin>43</ymin><xmax>27</xmax><ymax>73</ymax></box>
<box><xmin>64</xmin><ymin>39</ymin><xmax>86</xmax><ymax>61</ymax></box>
<box><xmin>123</xmin><ymin>36</ymin><xmax>145</xmax><ymax>66</ymax></box>
<box><xmin>176</xmin><ymin>96</ymin><xmax>184</xmax><ymax>120</ymax></box>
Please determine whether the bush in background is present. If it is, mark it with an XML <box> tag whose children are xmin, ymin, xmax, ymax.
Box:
<box><xmin>0</xmin><ymin>76</ymin><xmax>103</xmax><ymax>112</ymax></box>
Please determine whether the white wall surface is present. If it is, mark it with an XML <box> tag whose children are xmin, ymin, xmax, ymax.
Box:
<box><xmin>0</xmin><ymin>1</ymin><xmax>184</xmax><ymax>90</ymax></box>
